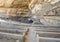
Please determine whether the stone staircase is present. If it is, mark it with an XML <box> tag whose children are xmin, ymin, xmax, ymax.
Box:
<box><xmin>0</xmin><ymin>19</ymin><xmax>60</xmax><ymax>42</ymax></box>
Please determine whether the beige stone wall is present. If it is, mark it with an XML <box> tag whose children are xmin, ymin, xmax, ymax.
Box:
<box><xmin>0</xmin><ymin>8</ymin><xmax>31</xmax><ymax>18</ymax></box>
<box><xmin>0</xmin><ymin>0</ymin><xmax>32</xmax><ymax>18</ymax></box>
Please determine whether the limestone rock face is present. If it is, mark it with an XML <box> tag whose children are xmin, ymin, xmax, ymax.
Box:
<box><xmin>0</xmin><ymin>0</ymin><xmax>31</xmax><ymax>8</ymax></box>
<box><xmin>0</xmin><ymin>0</ymin><xmax>32</xmax><ymax>18</ymax></box>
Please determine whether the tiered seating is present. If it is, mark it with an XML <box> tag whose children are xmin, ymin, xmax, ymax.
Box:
<box><xmin>0</xmin><ymin>22</ymin><xmax>28</xmax><ymax>42</ymax></box>
<box><xmin>0</xmin><ymin>19</ymin><xmax>60</xmax><ymax>42</ymax></box>
<box><xmin>35</xmin><ymin>26</ymin><xmax>60</xmax><ymax>42</ymax></box>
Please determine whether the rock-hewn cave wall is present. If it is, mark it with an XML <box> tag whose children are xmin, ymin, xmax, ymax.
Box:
<box><xmin>0</xmin><ymin>0</ymin><xmax>31</xmax><ymax>18</ymax></box>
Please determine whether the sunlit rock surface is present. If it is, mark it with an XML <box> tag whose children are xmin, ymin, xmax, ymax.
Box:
<box><xmin>0</xmin><ymin>0</ymin><xmax>60</xmax><ymax>42</ymax></box>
